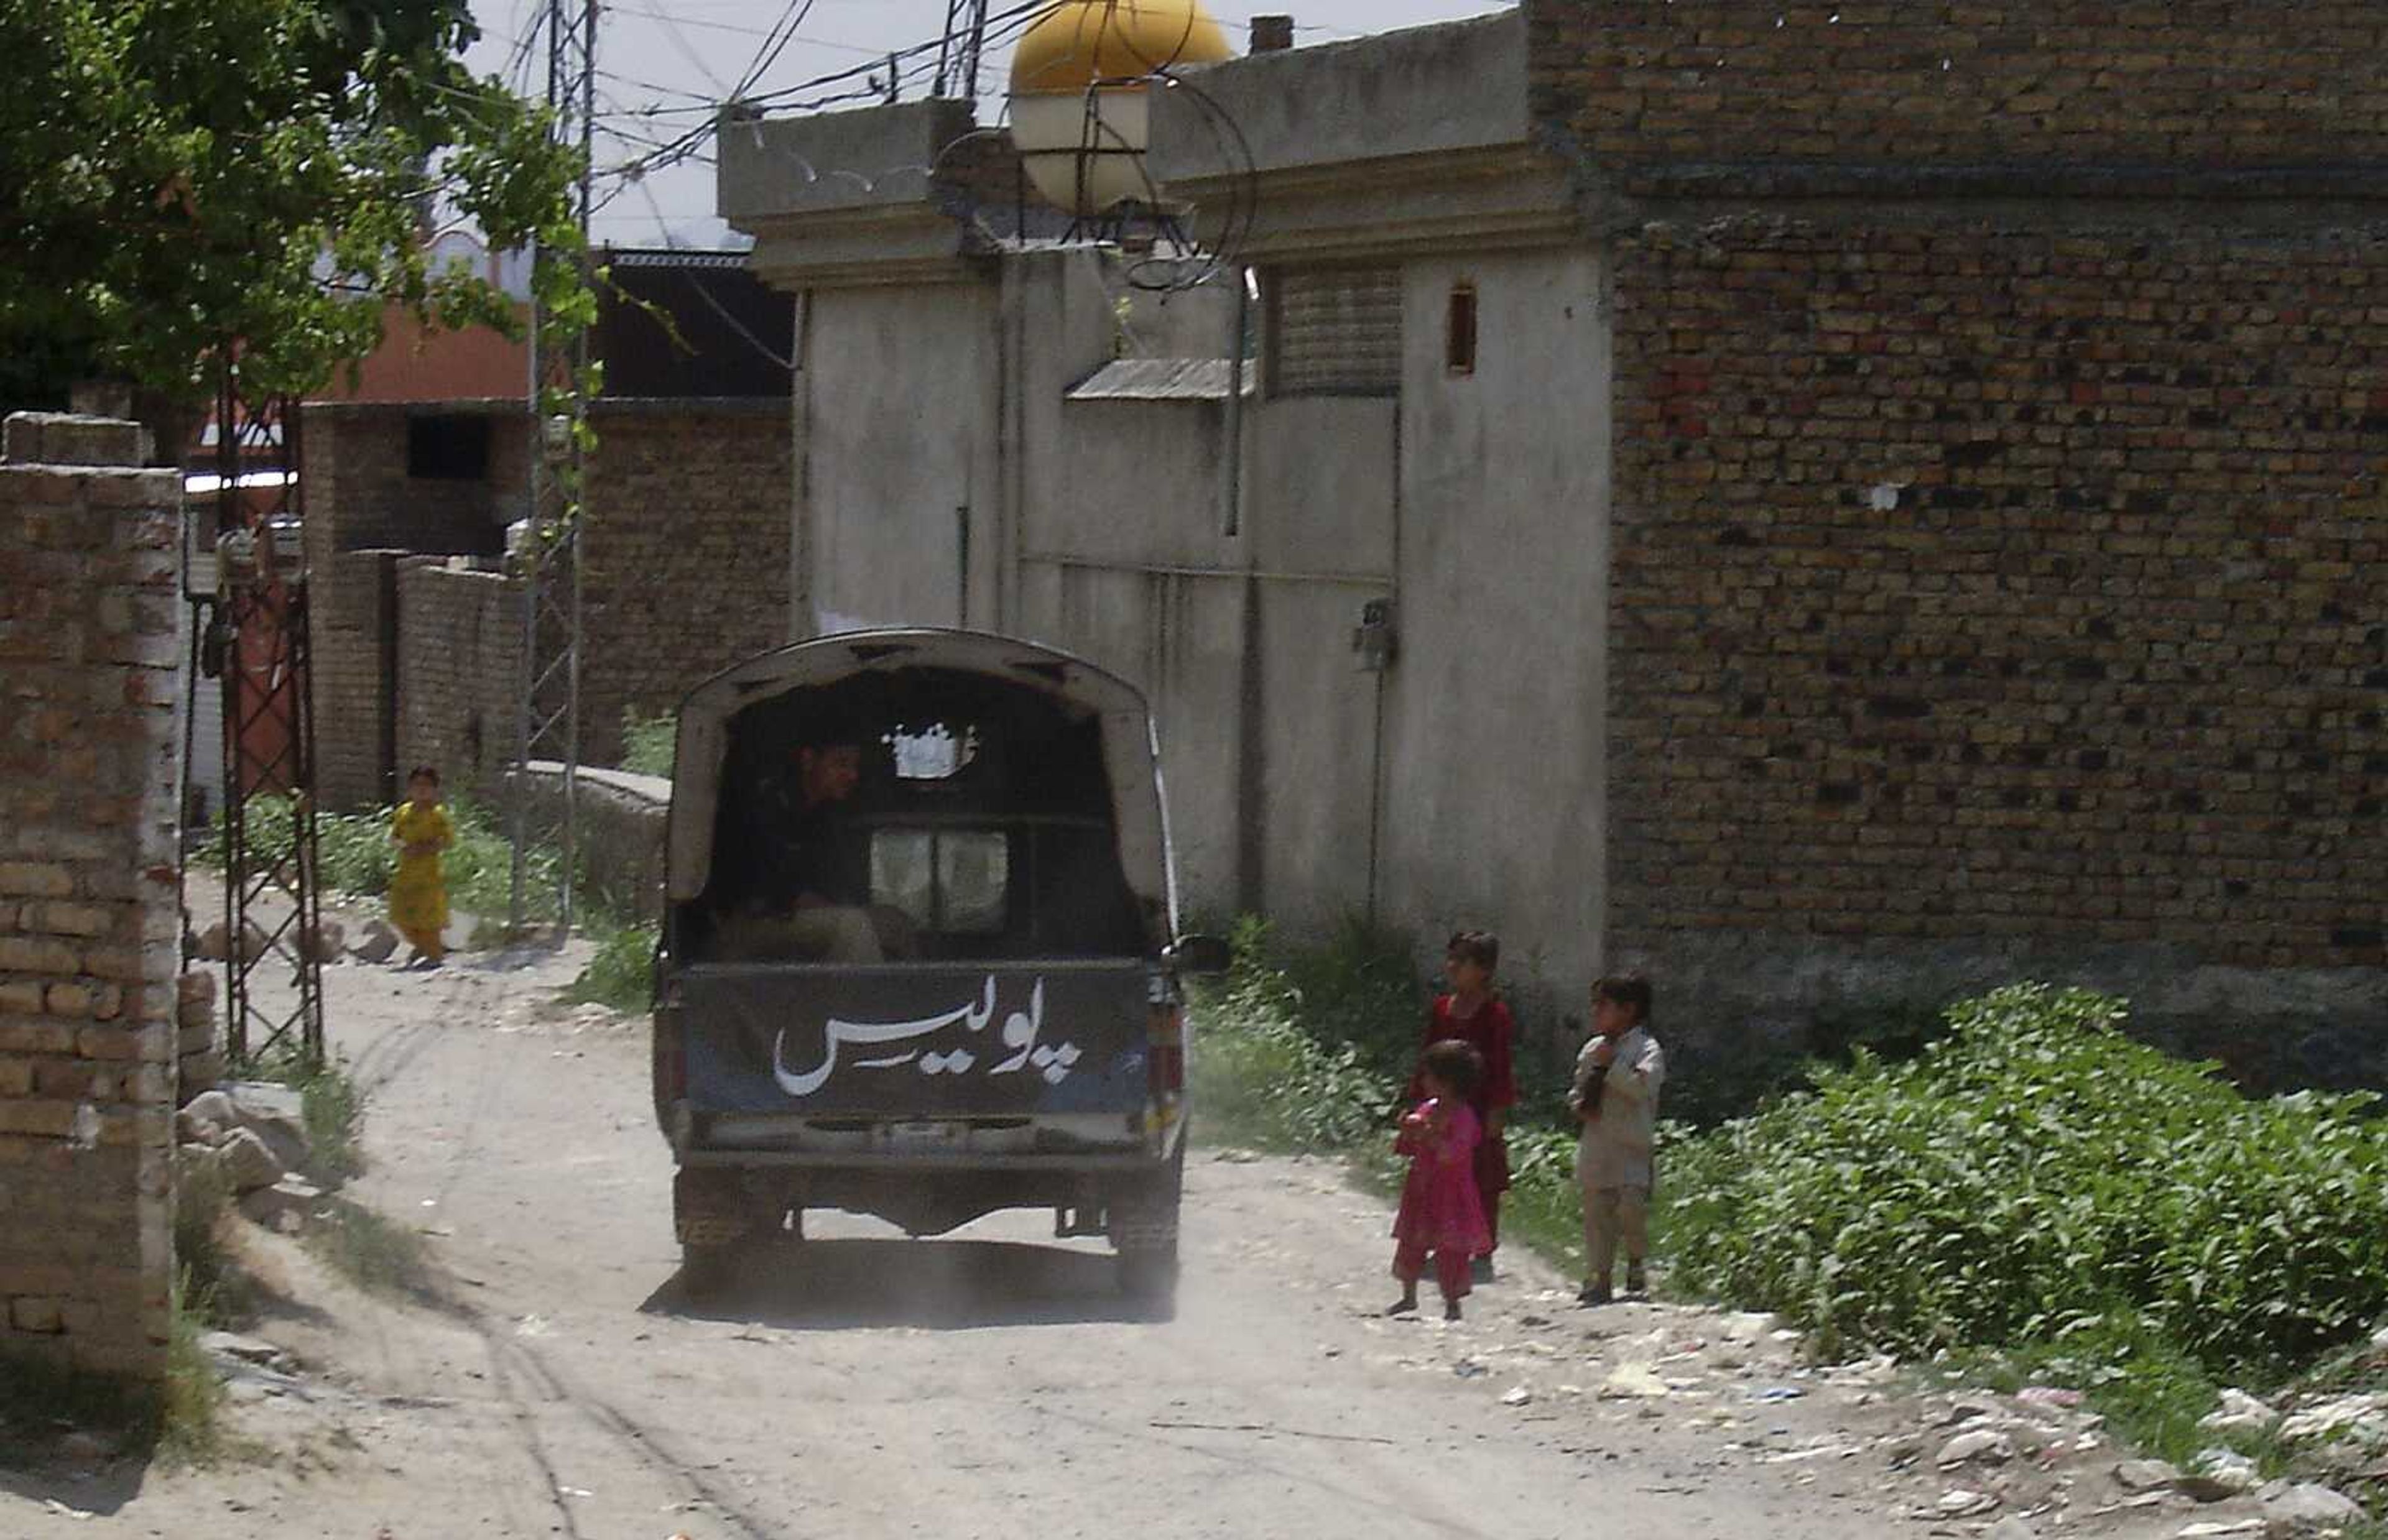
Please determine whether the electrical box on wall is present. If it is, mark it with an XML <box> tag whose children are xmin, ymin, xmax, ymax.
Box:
<box><xmin>1353</xmin><ymin>597</ymin><xmax>1397</xmax><ymax>672</ymax></box>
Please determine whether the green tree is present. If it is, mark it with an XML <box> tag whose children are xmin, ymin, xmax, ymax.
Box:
<box><xmin>0</xmin><ymin>0</ymin><xmax>585</xmax><ymax>412</ymax></box>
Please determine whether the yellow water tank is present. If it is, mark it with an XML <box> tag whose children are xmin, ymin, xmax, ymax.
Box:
<box><xmin>1007</xmin><ymin>0</ymin><xmax>1234</xmax><ymax>215</ymax></box>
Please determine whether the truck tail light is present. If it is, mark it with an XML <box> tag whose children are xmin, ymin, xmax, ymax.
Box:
<box><xmin>1148</xmin><ymin>1002</ymin><xmax>1185</xmax><ymax>1095</ymax></box>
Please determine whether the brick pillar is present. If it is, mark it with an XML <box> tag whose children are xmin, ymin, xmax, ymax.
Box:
<box><xmin>0</xmin><ymin>412</ymin><xmax>184</xmax><ymax>1382</ymax></box>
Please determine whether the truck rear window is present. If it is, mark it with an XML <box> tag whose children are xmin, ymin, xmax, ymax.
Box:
<box><xmin>870</xmin><ymin>828</ymin><xmax>1010</xmax><ymax>933</ymax></box>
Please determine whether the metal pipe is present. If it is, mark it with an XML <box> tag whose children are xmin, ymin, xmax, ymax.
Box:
<box><xmin>1020</xmin><ymin>551</ymin><xmax>1389</xmax><ymax>588</ymax></box>
<box><xmin>1221</xmin><ymin>266</ymin><xmax>1249</xmax><ymax>537</ymax></box>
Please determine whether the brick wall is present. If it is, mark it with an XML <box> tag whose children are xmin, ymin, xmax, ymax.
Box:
<box><xmin>305</xmin><ymin>407</ymin><xmax>529</xmax><ymax>810</ymax></box>
<box><xmin>311</xmin><ymin>550</ymin><xmax>400</xmax><ymax>810</ymax></box>
<box><xmin>306</xmin><ymin>406</ymin><xmax>524</xmax><ymax>556</ymax></box>
<box><xmin>573</xmin><ymin>403</ymin><xmax>793</xmax><ymax>765</ymax></box>
<box><xmin>1604</xmin><ymin>213</ymin><xmax>2388</xmax><ymax>970</ymax></box>
<box><xmin>1524</xmin><ymin>1</ymin><xmax>2388</xmax><ymax>184</ymax></box>
<box><xmin>321</xmin><ymin>403</ymin><xmax>789</xmax><ymax>805</ymax></box>
<box><xmin>1519</xmin><ymin>6</ymin><xmax>2388</xmax><ymax>1079</ymax></box>
<box><xmin>0</xmin><ymin>413</ymin><xmax>183</xmax><ymax>1381</ymax></box>
<box><xmin>396</xmin><ymin>561</ymin><xmax>524</xmax><ymax>801</ymax></box>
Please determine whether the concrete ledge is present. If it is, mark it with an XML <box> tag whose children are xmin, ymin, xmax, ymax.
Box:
<box><xmin>2</xmin><ymin>412</ymin><xmax>155</xmax><ymax>469</ymax></box>
<box><xmin>505</xmin><ymin>762</ymin><xmax>670</xmax><ymax>923</ymax></box>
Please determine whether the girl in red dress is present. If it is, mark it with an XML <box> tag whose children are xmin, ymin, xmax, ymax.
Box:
<box><xmin>1388</xmin><ymin>1039</ymin><xmax>1493</xmax><ymax>1321</ymax></box>
<box><xmin>1405</xmin><ymin>930</ymin><xmax>1516</xmax><ymax>1282</ymax></box>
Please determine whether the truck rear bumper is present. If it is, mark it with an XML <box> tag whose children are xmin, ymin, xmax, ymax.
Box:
<box><xmin>677</xmin><ymin>1148</ymin><xmax>1164</xmax><ymax>1173</ymax></box>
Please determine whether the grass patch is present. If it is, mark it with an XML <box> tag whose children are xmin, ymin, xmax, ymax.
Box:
<box><xmin>565</xmin><ymin>920</ymin><xmax>657</xmax><ymax>1013</ymax></box>
<box><xmin>305</xmin><ymin>1198</ymin><xmax>438</xmax><ymax>1303</ymax></box>
<box><xmin>196</xmin><ymin>793</ymin><xmax>567</xmax><ymax>924</ymax></box>
<box><xmin>1188</xmin><ymin>915</ymin><xmax>1412</xmax><ymax>1152</ymax></box>
<box><xmin>160</xmin><ymin>1268</ymin><xmax>231</xmax><ymax>1465</ymax></box>
<box><xmin>234</xmin><ymin>1046</ymin><xmax>366</xmax><ymax>1183</ymax></box>
<box><xmin>621</xmin><ymin>709</ymin><xmax>676</xmax><ymax>779</ymax></box>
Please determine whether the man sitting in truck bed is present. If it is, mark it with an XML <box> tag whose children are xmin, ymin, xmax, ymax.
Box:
<box><xmin>711</xmin><ymin>727</ymin><xmax>912</xmax><ymax>964</ymax></box>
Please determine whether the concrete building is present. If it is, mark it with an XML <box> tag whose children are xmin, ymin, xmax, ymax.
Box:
<box><xmin>721</xmin><ymin>6</ymin><xmax>2388</xmax><ymax>1086</ymax></box>
<box><xmin>723</xmin><ymin>22</ymin><xmax>1606</xmax><ymax>1056</ymax></box>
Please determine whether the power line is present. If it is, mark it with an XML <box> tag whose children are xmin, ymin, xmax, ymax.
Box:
<box><xmin>733</xmin><ymin>0</ymin><xmax>821</xmax><ymax>100</ymax></box>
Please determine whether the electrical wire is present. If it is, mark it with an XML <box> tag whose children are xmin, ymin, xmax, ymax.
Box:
<box><xmin>733</xmin><ymin>0</ymin><xmax>821</xmax><ymax>101</ymax></box>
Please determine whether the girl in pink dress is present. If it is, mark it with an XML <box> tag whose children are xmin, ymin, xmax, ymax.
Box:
<box><xmin>1388</xmin><ymin>1039</ymin><xmax>1492</xmax><ymax>1320</ymax></box>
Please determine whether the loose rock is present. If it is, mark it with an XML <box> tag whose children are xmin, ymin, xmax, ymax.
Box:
<box><xmin>213</xmin><ymin>1127</ymin><xmax>285</xmax><ymax>1194</ymax></box>
<box><xmin>2257</xmin><ymin>1480</ymin><xmax>2366</xmax><ymax>1531</ymax></box>
<box><xmin>2277</xmin><ymin>1392</ymin><xmax>2388</xmax><ymax>1445</ymax></box>
<box><xmin>1937</xmin><ymin>1428</ymin><xmax>2015</xmax><ymax>1467</ymax></box>
<box><xmin>218</xmin><ymin>1080</ymin><xmax>310</xmax><ymax>1172</ymax></box>
<box><xmin>2200</xmin><ymin>1388</ymin><xmax>2284</xmax><ymax>1437</ymax></box>
<box><xmin>2116</xmin><ymin>1458</ymin><xmax>2183</xmax><ymax>1492</ymax></box>
<box><xmin>300</xmin><ymin>918</ymin><xmax>347</xmax><ymax>963</ymax></box>
<box><xmin>238</xmin><ymin>1174</ymin><xmax>326</xmax><ymax>1233</ymax></box>
<box><xmin>352</xmin><ymin>918</ymin><xmax>402</xmax><ymax>964</ymax></box>
<box><xmin>1984</xmin><ymin>1519</ymin><xmax>2039</xmax><ymax>1540</ymax></box>
<box><xmin>2179</xmin><ymin>1449</ymin><xmax>2261</xmax><ymax>1502</ymax></box>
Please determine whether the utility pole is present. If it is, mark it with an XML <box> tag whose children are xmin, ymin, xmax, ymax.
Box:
<box><xmin>195</xmin><ymin>376</ymin><xmax>325</xmax><ymax>1066</ymax></box>
<box><xmin>509</xmin><ymin>0</ymin><xmax>596</xmax><ymax>935</ymax></box>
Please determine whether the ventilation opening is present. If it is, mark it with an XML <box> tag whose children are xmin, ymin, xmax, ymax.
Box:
<box><xmin>407</xmin><ymin>415</ymin><xmax>492</xmax><ymax>481</ymax></box>
<box><xmin>1445</xmin><ymin>282</ymin><xmax>1478</xmax><ymax>376</ymax></box>
<box><xmin>1264</xmin><ymin>266</ymin><xmax>1401</xmax><ymax>397</ymax></box>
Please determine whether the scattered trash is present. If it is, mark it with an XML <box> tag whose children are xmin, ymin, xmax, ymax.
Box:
<box><xmin>1600</xmin><ymin>1364</ymin><xmax>1673</xmax><ymax>1400</ymax></box>
<box><xmin>1935</xmin><ymin>1488</ymin><xmax>1999</xmax><ymax>1517</ymax></box>
<box><xmin>1452</xmin><ymin>1359</ymin><xmax>1488</xmax><ymax>1379</ymax></box>
<box><xmin>1501</xmin><ymin>1386</ymin><xmax>1534</xmax><ymax>1408</ymax></box>
<box><xmin>1752</xmin><ymin>1385</ymin><xmax>1806</xmax><ymax>1403</ymax></box>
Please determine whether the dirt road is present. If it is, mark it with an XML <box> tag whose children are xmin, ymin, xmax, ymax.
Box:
<box><xmin>3</xmin><ymin>925</ymin><xmax>2249</xmax><ymax>1539</ymax></box>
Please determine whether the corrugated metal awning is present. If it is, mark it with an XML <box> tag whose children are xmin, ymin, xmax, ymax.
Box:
<box><xmin>1066</xmin><ymin>357</ymin><xmax>1254</xmax><ymax>402</ymax></box>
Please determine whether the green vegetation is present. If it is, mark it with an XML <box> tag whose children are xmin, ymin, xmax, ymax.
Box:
<box><xmin>621</xmin><ymin>709</ymin><xmax>678</xmax><ymax>780</ymax></box>
<box><xmin>199</xmin><ymin>793</ymin><xmax>565</xmax><ymax>923</ymax></box>
<box><xmin>2</xmin><ymin>0</ymin><xmax>580</xmax><ymax>410</ymax></box>
<box><xmin>1663</xmin><ymin>985</ymin><xmax>2388</xmax><ymax>1376</ymax></box>
<box><xmin>566</xmin><ymin>920</ymin><xmax>657</xmax><ymax>1013</ymax></box>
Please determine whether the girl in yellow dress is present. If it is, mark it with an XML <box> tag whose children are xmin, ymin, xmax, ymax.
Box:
<box><xmin>389</xmin><ymin>765</ymin><xmax>455</xmax><ymax>969</ymax></box>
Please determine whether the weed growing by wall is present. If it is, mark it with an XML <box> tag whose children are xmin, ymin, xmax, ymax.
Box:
<box><xmin>567</xmin><ymin>921</ymin><xmax>658</xmax><ymax>1013</ymax></box>
<box><xmin>621</xmin><ymin>709</ymin><xmax>677</xmax><ymax>780</ymax></box>
<box><xmin>1662</xmin><ymin>984</ymin><xmax>2388</xmax><ymax>1380</ymax></box>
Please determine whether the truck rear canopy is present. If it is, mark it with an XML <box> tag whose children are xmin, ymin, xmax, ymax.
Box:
<box><xmin>666</xmin><ymin>630</ymin><xmax>1176</xmax><ymax>959</ymax></box>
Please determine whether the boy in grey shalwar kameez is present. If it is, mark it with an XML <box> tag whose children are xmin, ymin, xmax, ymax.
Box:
<box><xmin>1569</xmin><ymin>974</ymin><xmax>1665</xmax><ymax>1306</ymax></box>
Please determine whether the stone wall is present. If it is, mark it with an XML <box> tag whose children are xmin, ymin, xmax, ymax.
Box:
<box><xmin>0</xmin><ymin>413</ymin><xmax>184</xmax><ymax>1381</ymax></box>
<box><xmin>505</xmin><ymin>763</ymin><xmax>670</xmax><ymax>923</ymax></box>
<box><xmin>1520</xmin><ymin>5</ymin><xmax>2388</xmax><ymax>1081</ymax></box>
<box><xmin>578</xmin><ymin>403</ymin><xmax>792</xmax><ymax>765</ymax></box>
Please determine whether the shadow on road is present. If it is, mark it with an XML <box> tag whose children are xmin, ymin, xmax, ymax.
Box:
<box><xmin>638</xmin><ymin>1237</ymin><xmax>1175</xmax><ymax>1331</ymax></box>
